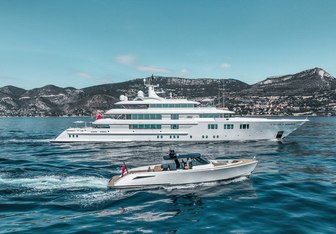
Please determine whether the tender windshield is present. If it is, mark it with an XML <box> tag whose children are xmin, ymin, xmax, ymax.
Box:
<box><xmin>193</xmin><ymin>157</ymin><xmax>210</xmax><ymax>166</ymax></box>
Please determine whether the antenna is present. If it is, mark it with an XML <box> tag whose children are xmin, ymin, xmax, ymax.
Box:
<box><xmin>218</xmin><ymin>79</ymin><xmax>225</xmax><ymax>108</ymax></box>
<box><xmin>222</xmin><ymin>80</ymin><xmax>225</xmax><ymax>108</ymax></box>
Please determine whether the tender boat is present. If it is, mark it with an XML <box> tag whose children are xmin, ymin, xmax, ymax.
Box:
<box><xmin>107</xmin><ymin>150</ymin><xmax>258</xmax><ymax>189</ymax></box>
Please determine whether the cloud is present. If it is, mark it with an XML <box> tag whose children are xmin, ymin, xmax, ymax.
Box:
<box><xmin>115</xmin><ymin>53</ymin><xmax>170</xmax><ymax>74</ymax></box>
<box><xmin>115</xmin><ymin>54</ymin><xmax>135</xmax><ymax>65</ymax></box>
<box><xmin>220</xmin><ymin>63</ymin><xmax>232</xmax><ymax>69</ymax></box>
<box><xmin>137</xmin><ymin>65</ymin><xmax>170</xmax><ymax>73</ymax></box>
<box><xmin>76</xmin><ymin>72</ymin><xmax>93</xmax><ymax>79</ymax></box>
<box><xmin>179</xmin><ymin>69</ymin><xmax>190</xmax><ymax>76</ymax></box>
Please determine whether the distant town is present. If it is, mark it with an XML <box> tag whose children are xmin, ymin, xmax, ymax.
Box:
<box><xmin>219</xmin><ymin>92</ymin><xmax>336</xmax><ymax>116</ymax></box>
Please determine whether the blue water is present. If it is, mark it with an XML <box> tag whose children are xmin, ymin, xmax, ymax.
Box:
<box><xmin>0</xmin><ymin>117</ymin><xmax>335</xmax><ymax>233</ymax></box>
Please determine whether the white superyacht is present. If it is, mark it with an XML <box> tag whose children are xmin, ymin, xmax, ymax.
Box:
<box><xmin>52</xmin><ymin>79</ymin><xmax>308</xmax><ymax>143</ymax></box>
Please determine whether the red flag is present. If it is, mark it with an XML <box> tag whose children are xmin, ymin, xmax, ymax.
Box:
<box><xmin>96</xmin><ymin>114</ymin><xmax>102</xmax><ymax>120</ymax></box>
<box><xmin>121</xmin><ymin>165</ymin><xmax>127</xmax><ymax>176</ymax></box>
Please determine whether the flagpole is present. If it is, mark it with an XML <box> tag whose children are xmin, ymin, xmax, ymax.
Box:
<box><xmin>123</xmin><ymin>161</ymin><xmax>128</xmax><ymax>173</ymax></box>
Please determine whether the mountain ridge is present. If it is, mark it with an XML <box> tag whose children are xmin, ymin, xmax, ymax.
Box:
<box><xmin>247</xmin><ymin>67</ymin><xmax>336</xmax><ymax>96</ymax></box>
<box><xmin>0</xmin><ymin>67</ymin><xmax>335</xmax><ymax>116</ymax></box>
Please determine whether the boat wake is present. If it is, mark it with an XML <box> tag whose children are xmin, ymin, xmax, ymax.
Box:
<box><xmin>0</xmin><ymin>173</ymin><xmax>133</xmax><ymax>208</ymax></box>
<box><xmin>144</xmin><ymin>176</ymin><xmax>256</xmax><ymax>198</ymax></box>
<box><xmin>0</xmin><ymin>174</ymin><xmax>108</xmax><ymax>191</ymax></box>
<box><xmin>162</xmin><ymin>176</ymin><xmax>249</xmax><ymax>191</ymax></box>
<box><xmin>74</xmin><ymin>190</ymin><xmax>128</xmax><ymax>208</ymax></box>
<box><xmin>1</xmin><ymin>138</ymin><xmax>51</xmax><ymax>144</ymax></box>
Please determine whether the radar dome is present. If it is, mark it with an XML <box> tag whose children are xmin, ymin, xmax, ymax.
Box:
<box><xmin>119</xmin><ymin>95</ymin><xmax>125</xmax><ymax>101</ymax></box>
<box><xmin>138</xmin><ymin>90</ymin><xmax>144</xmax><ymax>98</ymax></box>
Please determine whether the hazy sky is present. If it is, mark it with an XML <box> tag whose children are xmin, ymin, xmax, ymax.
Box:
<box><xmin>1</xmin><ymin>0</ymin><xmax>335</xmax><ymax>89</ymax></box>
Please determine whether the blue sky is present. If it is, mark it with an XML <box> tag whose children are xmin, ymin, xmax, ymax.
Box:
<box><xmin>0</xmin><ymin>0</ymin><xmax>335</xmax><ymax>89</ymax></box>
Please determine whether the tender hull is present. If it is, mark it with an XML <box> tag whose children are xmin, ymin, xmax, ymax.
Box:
<box><xmin>108</xmin><ymin>159</ymin><xmax>258</xmax><ymax>189</ymax></box>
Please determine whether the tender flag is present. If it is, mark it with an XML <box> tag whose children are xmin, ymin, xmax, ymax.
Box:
<box><xmin>96</xmin><ymin>113</ymin><xmax>102</xmax><ymax>120</ymax></box>
<box><xmin>121</xmin><ymin>164</ymin><xmax>127</xmax><ymax>176</ymax></box>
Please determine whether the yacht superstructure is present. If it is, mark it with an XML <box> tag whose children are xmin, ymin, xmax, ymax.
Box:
<box><xmin>52</xmin><ymin>79</ymin><xmax>308</xmax><ymax>143</ymax></box>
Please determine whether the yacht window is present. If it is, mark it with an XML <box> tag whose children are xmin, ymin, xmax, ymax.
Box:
<box><xmin>240</xmin><ymin>124</ymin><xmax>250</xmax><ymax>129</ymax></box>
<box><xmin>224</xmin><ymin>124</ymin><xmax>234</xmax><ymax>129</ymax></box>
<box><xmin>171</xmin><ymin>124</ymin><xmax>179</xmax><ymax>129</ymax></box>
<box><xmin>200</xmin><ymin>114</ymin><xmax>222</xmax><ymax>118</ymax></box>
<box><xmin>129</xmin><ymin>124</ymin><xmax>162</xmax><ymax>129</ymax></box>
<box><xmin>208</xmin><ymin>124</ymin><xmax>218</xmax><ymax>129</ymax></box>
<box><xmin>151</xmin><ymin>104</ymin><xmax>161</xmax><ymax>108</ymax></box>
<box><xmin>130</xmin><ymin>114</ymin><xmax>162</xmax><ymax>120</ymax></box>
<box><xmin>150</xmin><ymin>103</ymin><xmax>194</xmax><ymax>108</ymax></box>
<box><xmin>171</xmin><ymin>114</ymin><xmax>179</xmax><ymax>120</ymax></box>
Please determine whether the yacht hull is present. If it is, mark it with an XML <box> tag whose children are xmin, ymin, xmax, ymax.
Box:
<box><xmin>51</xmin><ymin>118</ymin><xmax>307</xmax><ymax>143</ymax></box>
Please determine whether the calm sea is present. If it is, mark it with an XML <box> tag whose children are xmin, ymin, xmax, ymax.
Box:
<box><xmin>0</xmin><ymin>117</ymin><xmax>335</xmax><ymax>233</ymax></box>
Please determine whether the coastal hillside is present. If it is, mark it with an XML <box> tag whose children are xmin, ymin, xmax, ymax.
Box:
<box><xmin>0</xmin><ymin>67</ymin><xmax>335</xmax><ymax>116</ymax></box>
<box><xmin>244</xmin><ymin>68</ymin><xmax>336</xmax><ymax>96</ymax></box>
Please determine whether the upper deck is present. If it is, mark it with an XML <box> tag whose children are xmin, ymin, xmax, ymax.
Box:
<box><xmin>107</xmin><ymin>78</ymin><xmax>233</xmax><ymax>115</ymax></box>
